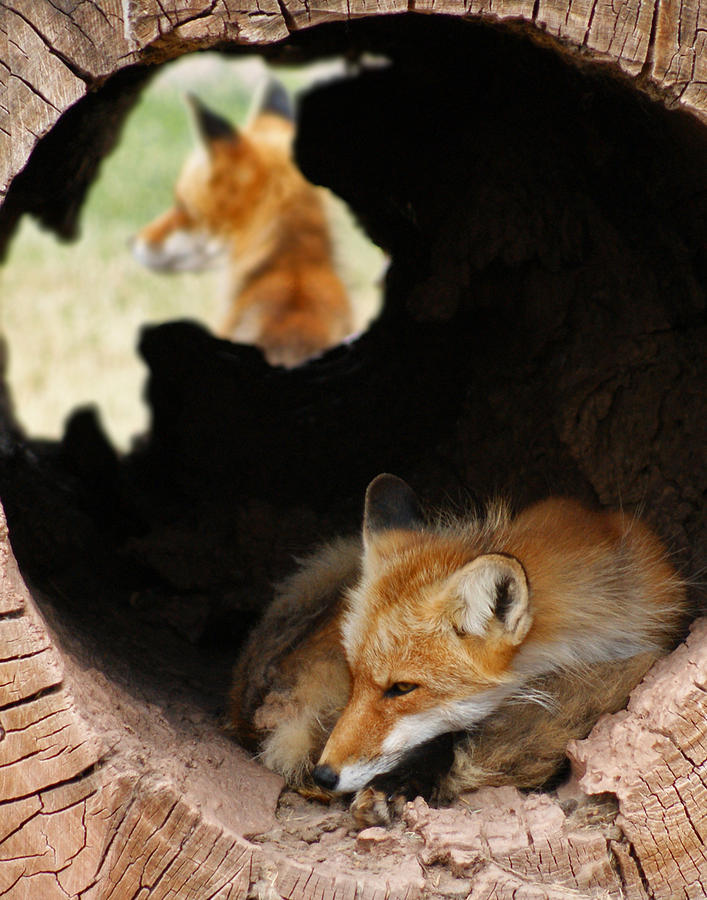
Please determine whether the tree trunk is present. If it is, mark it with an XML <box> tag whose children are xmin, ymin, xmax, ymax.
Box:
<box><xmin>1</xmin><ymin>3</ymin><xmax>706</xmax><ymax>898</ymax></box>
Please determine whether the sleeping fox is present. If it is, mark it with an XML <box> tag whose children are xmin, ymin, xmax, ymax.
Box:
<box><xmin>131</xmin><ymin>82</ymin><xmax>353</xmax><ymax>368</ymax></box>
<box><xmin>229</xmin><ymin>474</ymin><xmax>687</xmax><ymax>825</ymax></box>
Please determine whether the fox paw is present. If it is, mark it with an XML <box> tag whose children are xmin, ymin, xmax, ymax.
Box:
<box><xmin>351</xmin><ymin>786</ymin><xmax>392</xmax><ymax>827</ymax></box>
<box><xmin>350</xmin><ymin>786</ymin><xmax>408</xmax><ymax>828</ymax></box>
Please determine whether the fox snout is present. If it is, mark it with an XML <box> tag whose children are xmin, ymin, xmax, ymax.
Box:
<box><xmin>312</xmin><ymin>734</ymin><xmax>407</xmax><ymax>793</ymax></box>
<box><xmin>312</xmin><ymin>763</ymin><xmax>340</xmax><ymax>791</ymax></box>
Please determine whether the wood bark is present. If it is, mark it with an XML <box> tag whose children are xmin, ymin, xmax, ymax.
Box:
<box><xmin>1</xmin><ymin>1</ymin><xmax>706</xmax><ymax>898</ymax></box>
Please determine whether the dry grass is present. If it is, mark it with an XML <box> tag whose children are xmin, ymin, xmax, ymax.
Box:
<box><xmin>0</xmin><ymin>55</ymin><xmax>384</xmax><ymax>450</ymax></box>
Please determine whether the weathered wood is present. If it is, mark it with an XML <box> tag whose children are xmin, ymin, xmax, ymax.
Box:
<box><xmin>1</xmin><ymin>0</ymin><xmax>706</xmax><ymax>896</ymax></box>
<box><xmin>569</xmin><ymin>617</ymin><xmax>707</xmax><ymax>899</ymax></box>
<box><xmin>2</xmin><ymin>5</ymin><xmax>86</xmax><ymax>195</ymax></box>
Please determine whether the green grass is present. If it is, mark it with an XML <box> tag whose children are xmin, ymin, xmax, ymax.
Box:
<box><xmin>0</xmin><ymin>54</ymin><xmax>383</xmax><ymax>449</ymax></box>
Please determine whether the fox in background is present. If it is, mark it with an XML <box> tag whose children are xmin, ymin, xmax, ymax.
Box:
<box><xmin>131</xmin><ymin>81</ymin><xmax>354</xmax><ymax>368</ymax></box>
<box><xmin>229</xmin><ymin>473</ymin><xmax>688</xmax><ymax>826</ymax></box>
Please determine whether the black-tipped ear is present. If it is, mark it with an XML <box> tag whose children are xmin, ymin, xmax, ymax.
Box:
<box><xmin>364</xmin><ymin>474</ymin><xmax>423</xmax><ymax>536</ymax></box>
<box><xmin>185</xmin><ymin>93</ymin><xmax>238</xmax><ymax>143</ymax></box>
<box><xmin>259</xmin><ymin>79</ymin><xmax>294</xmax><ymax>121</ymax></box>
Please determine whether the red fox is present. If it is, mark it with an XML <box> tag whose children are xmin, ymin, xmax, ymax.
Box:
<box><xmin>131</xmin><ymin>82</ymin><xmax>353</xmax><ymax>367</ymax></box>
<box><xmin>230</xmin><ymin>474</ymin><xmax>687</xmax><ymax>825</ymax></box>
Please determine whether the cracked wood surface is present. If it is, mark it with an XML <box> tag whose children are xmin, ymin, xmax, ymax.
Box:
<box><xmin>569</xmin><ymin>616</ymin><xmax>707</xmax><ymax>900</ymax></box>
<box><xmin>404</xmin><ymin>788</ymin><xmax>626</xmax><ymax>897</ymax></box>
<box><xmin>1</xmin><ymin>0</ymin><xmax>706</xmax><ymax>206</ymax></box>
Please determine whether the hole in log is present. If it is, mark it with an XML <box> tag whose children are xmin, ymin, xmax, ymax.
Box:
<box><xmin>0</xmin><ymin>12</ymin><xmax>705</xmax><ymax>898</ymax></box>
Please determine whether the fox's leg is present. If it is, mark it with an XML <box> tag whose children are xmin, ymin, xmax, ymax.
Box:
<box><xmin>229</xmin><ymin>538</ymin><xmax>360</xmax><ymax>791</ymax></box>
<box><xmin>256</xmin><ymin>649</ymin><xmax>351</xmax><ymax>793</ymax></box>
<box><xmin>350</xmin><ymin>733</ymin><xmax>457</xmax><ymax>827</ymax></box>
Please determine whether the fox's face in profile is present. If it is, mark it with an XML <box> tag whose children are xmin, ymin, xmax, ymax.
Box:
<box><xmin>313</xmin><ymin>475</ymin><xmax>533</xmax><ymax>793</ymax></box>
<box><xmin>131</xmin><ymin>87</ymin><xmax>294</xmax><ymax>274</ymax></box>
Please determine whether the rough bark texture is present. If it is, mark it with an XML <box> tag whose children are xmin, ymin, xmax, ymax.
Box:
<box><xmin>1</xmin><ymin>1</ymin><xmax>706</xmax><ymax>897</ymax></box>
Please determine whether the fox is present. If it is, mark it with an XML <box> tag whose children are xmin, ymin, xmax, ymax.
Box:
<box><xmin>131</xmin><ymin>81</ymin><xmax>353</xmax><ymax>368</ymax></box>
<box><xmin>229</xmin><ymin>474</ymin><xmax>687</xmax><ymax>825</ymax></box>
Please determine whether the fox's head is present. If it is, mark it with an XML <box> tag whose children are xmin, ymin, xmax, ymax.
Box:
<box><xmin>312</xmin><ymin>474</ymin><xmax>532</xmax><ymax>793</ymax></box>
<box><xmin>131</xmin><ymin>82</ymin><xmax>296</xmax><ymax>273</ymax></box>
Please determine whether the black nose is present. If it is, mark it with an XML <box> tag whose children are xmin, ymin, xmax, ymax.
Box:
<box><xmin>312</xmin><ymin>763</ymin><xmax>339</xmax><ymax>791</ymax></box>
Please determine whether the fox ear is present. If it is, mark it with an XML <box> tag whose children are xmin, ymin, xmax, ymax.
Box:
<box><xmin>363</xmin><ymin>474</ymin><xmax>423</xmax><ymax>542</ymax></box>
<box><xmin>185</xmin><ymin>94</ymin><xmax>238</xmax><ymax>144</ymax></box>
<box><xmin>257</xmin><ymin>78</ymin><xmax>294</xmax><ymax>121</ymax></box>
<box><xmin>449</xmin><ymin>554</ymin><xmax>531</xmax><ymax>645</ymax></box>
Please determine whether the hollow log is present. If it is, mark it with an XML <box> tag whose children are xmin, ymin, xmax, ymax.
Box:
<box><xmin>1</xmin><ymin>2</ymin><xmax>706</xmax><ymax>898</ymax></box>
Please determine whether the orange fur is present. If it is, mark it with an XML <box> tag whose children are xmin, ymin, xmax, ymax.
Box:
<box><xmin>132</xmin><ymin>99</ymin><xmax>353</xmax><ymax>367</ymax></box>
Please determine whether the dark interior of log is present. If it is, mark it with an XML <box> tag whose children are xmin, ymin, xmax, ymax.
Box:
<box><xmin>0</xmin><ymin>15</ymin><xmax>704</xmax><ymax>777</ymax></box>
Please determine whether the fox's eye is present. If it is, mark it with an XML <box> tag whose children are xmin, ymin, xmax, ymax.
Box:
<box><xmin>384</xmin><ymin>682</ymin><xmax>419</xmax><ymax>698</ymax></box>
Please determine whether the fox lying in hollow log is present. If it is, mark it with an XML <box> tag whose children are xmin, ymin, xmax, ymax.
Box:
<box><xmin>131</xmin><ymin>81</ymin><xmax>353</xmax><ymax>368</ymax></box>
<box><xmin>230</xmin><ymin>474</ymin><xmax>687</xmax><ymax>826</ymax></box>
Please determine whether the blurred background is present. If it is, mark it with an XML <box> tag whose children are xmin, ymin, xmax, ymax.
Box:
<box><xmin>0</xmin><ymin>54</ymin><xmax>385</xmax><ymax>450</ymax></box>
